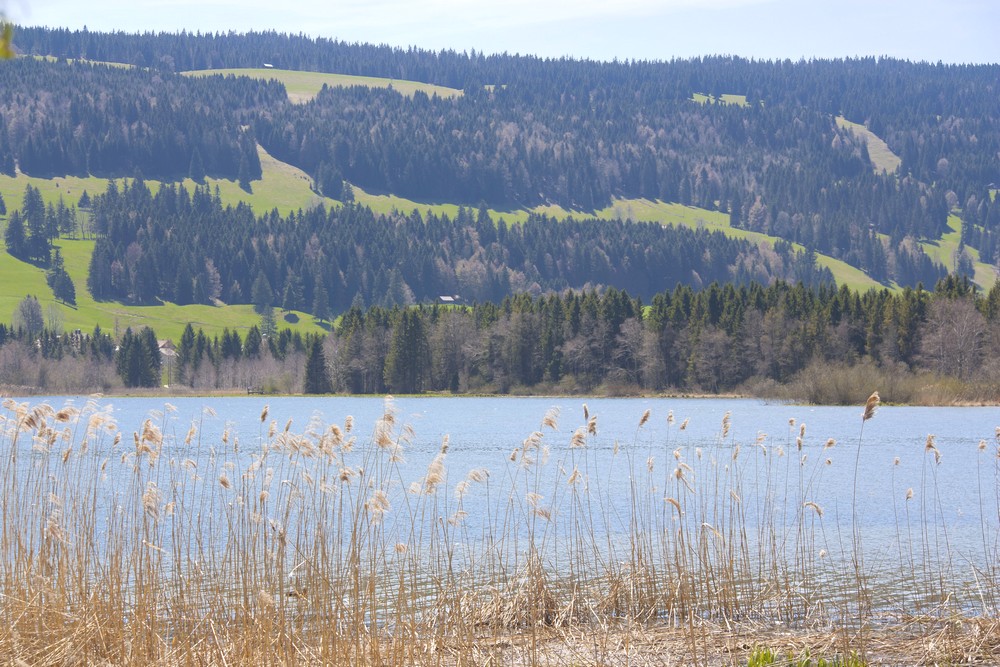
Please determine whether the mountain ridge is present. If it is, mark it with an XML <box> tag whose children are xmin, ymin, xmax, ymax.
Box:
<box><xmin>1</xmin><ymin>28</ymin><xmax>998</xmax><ymax>333</ymax></box>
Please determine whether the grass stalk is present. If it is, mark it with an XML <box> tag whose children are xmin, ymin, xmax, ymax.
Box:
<box><xmin>0</xmin><ymin>397</ymin><xmax>996</xmax><ymax>665</ymax></box>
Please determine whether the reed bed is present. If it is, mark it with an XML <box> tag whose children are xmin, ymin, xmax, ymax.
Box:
<box><xmin>0</xmin><ymin>396</ymin><xmax>997</xmax><ymax>666</ymax></box>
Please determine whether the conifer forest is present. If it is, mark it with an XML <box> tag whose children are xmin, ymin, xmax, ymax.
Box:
<box><xmin>1</xmin><ymin>27</ymin><xmax>999</xmax><ymax>397</ymax></box>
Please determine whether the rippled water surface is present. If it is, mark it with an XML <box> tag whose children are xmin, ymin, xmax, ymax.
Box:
<box><xmin>12</xmin><ymin>395</ymin><xmax>1000</xmax><ymax>618</ymax></box>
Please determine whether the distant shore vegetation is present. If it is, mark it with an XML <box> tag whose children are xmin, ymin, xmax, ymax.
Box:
<box><xmin>2</xmin><ymin>275</ymin><xmax>998</xmax><ymax>405</ymax></box>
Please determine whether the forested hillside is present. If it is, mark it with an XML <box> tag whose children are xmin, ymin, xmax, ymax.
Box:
<box><xmin>4</xmin><ymin>276</ymin><xmax>999</xmax><ymax>401</ymax></box>
<box><xmin>1</xmin><ymin>28</ymin><xmax>999</xmax><ymax>313</ymax></box>
<box><xmin>82</xmin><ymin>178</ymin><xmax>831</xmax><ymax>311</ymax></box>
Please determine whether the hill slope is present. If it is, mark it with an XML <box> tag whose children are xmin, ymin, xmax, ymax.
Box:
<box><xmin>183</xmin><ymin>68</ymin><xmax>463</xmax><ymax>103</ymax></box>
<box><xmin>2</xmin><ymin>29</ymin><xmax>999</xmax><ymax>336</ymax></box>
<box><xmin>2</xmin><ymin>139</ymin><xmax>888</xmax><ymax>342</ymax></box>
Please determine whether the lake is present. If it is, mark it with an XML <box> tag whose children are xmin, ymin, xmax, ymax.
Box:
<box><xmin>5</xmin><ymin>394</ymin><xmax>999</xmax><ymax>622</ymax></box>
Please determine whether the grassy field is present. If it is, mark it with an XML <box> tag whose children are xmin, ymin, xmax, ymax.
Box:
<box><xmin>0</xmin><ymin>236</ymin><xmax>322</xmax><ymax>342</ymax></box>
<box><xmin>835</xmin><ymin>116</ymin><xmax>902</xmax><ymax>174</ymax></box>
<box><xmin>1</xmin><ymin>145</ymin><xmax>921</xmax><ymax>340</ymax></box>
<box><xmin>920</xmin><ymin>213</ymin><xmax>998</xmax><ymax>289</ymax></box>
<box><xmin>0</xmin><ymin>145</ymin><xmax>326</xmax><ymax>219</ymax></box>
<box><xmin>0</xmin><ymin>148</ymin><xmax>336</xmax><ymax>340</ymax></box>
<box><xmin>0</xmin><ymin>242</ymin><xmax>52</xmax><ymax>319</ymax></box>
<box><xmin>595</xmin><ymin>199</ymin><xmax>885</xmax><ymax>291</ymax></box>
<box><xmin>692</xmin><ymin>92</ymin><xmax>749</xmax><ymax>106</ymax></box>
<box><xmin>183</xmin><ymin>68</ymin><xmax>464</xmax><ymax>103</ymax></box>
<box><xmin>352</xmin><ymin>185</ymin><xmax>493</xmax><ymax>221</ymax></box>
<box><xmin>205</xmin><ymin>145</ymin><xmax>328</xmax><ymax>216</ymax></box>
<box><xmin>0</xmin><ymin>173</ymin><xmax>107</xmax><ymax>213</ymax></box>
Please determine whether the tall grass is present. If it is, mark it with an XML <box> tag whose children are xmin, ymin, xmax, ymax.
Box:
<box><xmin>0</xmin><ymin>396</ymin><xmax>997</xmax><ymax>665</ymax></box>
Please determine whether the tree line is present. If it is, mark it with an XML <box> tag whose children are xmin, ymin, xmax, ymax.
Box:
<box><xmin>308</xmin><ymin>276</ymin><xmax>1000</xmax><ymax>395</ymax></box>
<box><xmin>4</xmin><ymin>278</ymin><xmax>998</xmax><ymax>398</ymax></box>
<box><xmin>0</xmin><ymin>300</ymin><xmax>316</xmax><ymax>393</ymax></box>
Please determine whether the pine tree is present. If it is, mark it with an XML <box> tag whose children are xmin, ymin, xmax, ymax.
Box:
<box><xmin>220</xmin><ymin>328</ymin><xmax>242</xmax><ymax>360</ymax></box>
<box><xmin>260</xmin><ymin>308</ymin><xmax>277</xmax><ymax>339</ymax></box>
<box><xmin>177</xmin><ymin>323</ymin><xmax>196</xmax><ymax>384</ymax></box>
<box><xmin>189</xmin><ymin>148</ymin><xmax>206</xmax><ymax>183</ymax></box>
<box><xmin>252</xmin><ymin>272</ymin><xmax>276</xmax><ymax>336</ymax></box>
<box><xmin>238</xmin><ymin>153</ymin><xmax>253</xmax><ymax>193</ymax></box>
<box><xmin>304</xmin><ymin>337</ymin><xmax>332</xmax><ymax>394</ymax></box>
<box><xmin>57</xmin><ymin>199</ymin><xmax>77</xmax><ymax>238</ymax></box>
<box><xmin>384</xmin><ymin>309</ymin><xmax>430</xmax><ymax>393</ymax></box>
<box><xmin>140</xmin><ymin>327</ymin><xmax>163</xmax><ymax>386</ymax></box>
<box><xmin>244</xmin><ymin>325</ymin><xmax>263</xmax><ymax>358</ymax></box>
<box><xmin>281</xmin><ymin>270</ymin><xmax>304</xmax><ymax>311</ymax></box>
<box><xmin>312</xmin><ymin>280</ymin><xmax>330</xmax><ymax>323</ymax></box>
<box><xmin>116</xmin><ymin>327</ymin><xmax>162</xmax><ymax>387</ymax></box>
<box><xmin>22</xmin><ymin>185</ymin><xmax>51</xmax><ymax>262</ymax></box>
<box><xmin>46</xmin><ymin>249</ymin><xmax>77</xmax><ymax>305</ymax></box>
<box><xmin>4</xmin><ymin>210</ymin><xmax>25</xmax><ymax>257</ymax></box>
<box><xmin>252</xmin><ymin>272</ymin><xmax>274</xmax><ymax>315</ymax></box>
<box><xmin>87</xmin><ymin>241</ymin><xmax>114</xmax><ymax>300</ymax></box>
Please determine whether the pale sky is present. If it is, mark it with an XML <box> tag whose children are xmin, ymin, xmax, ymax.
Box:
<box><xmin>7</xmin><ymin>0</ymin><xmax>1000</xmax><ymax>64</ymax></box>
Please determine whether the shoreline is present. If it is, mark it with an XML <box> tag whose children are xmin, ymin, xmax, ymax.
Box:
<box><xmin>3</xmin><ymin>385</ymin><xmax>999</xmax><ymax>407</ymax></box>
<box><xmin>450</xmin><ymin>619</ymin><xmax>1000</xmax><ymax>666</ymax></box>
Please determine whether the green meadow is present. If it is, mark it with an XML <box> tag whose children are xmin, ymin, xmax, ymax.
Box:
<box><xmin>0</xmin><ymin>235</ymin><xmax>321</xmax><ymax>342</ymax></box>
<box><xmin>0</xmin><ymin>145</ymin><xmax>326</xmax><ymax>218</ymax></box>
<box><xmin>835</xmin><ymin>116</ymin><xmax>902</xmax><ymax>173</ymax></box>
<box><xmin>206</xmin><ymin>145</ymin><xmax>329</xmax><ymax>216</ymax></box>
<box><xmin>0</xmin><ymin>148</ymin><xmax>331</xmax><ymax>340</ymax></box>
<box><xmin>595</xmin><ymin>198</ymin><xmax>885</xmax><ymax>292</ymax></box>
<box><xmin>10</xmin><ymin>140</ymin><xmax>978</xmax><ymax>341</ymax></box>
<box><xmin>920</xmin><ymin>213</ymin><xmax>997</xmax><ymax>289</ymax></box>
<box><xmin>182</xmin><ymin>68</ymin><xmax>464</xmax><ymax>103</ymax></box>
<box><xmin>692</xmin><ymin>92</ymin><xmax>749</xmax><ymax>106</ymax></box>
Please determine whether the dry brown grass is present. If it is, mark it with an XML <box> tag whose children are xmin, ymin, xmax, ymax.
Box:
<box><xmin>0</xmin><ymin>396</ymin><xmax>997</xmax><ymax>666</ymax></box>
<box><xmin>435</xmin><ymin>618</ymin><xmax>1000</xmax><ymax>666</ymax></box>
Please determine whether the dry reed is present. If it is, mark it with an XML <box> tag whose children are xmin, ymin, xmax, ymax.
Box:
<box><xmin>0</xmin><ymin>398</ymin><xmax>995</xmax><ymax>666</ymax></box>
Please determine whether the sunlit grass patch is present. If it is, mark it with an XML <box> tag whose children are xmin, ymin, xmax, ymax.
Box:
<box><xmin>835</xmin><ymin>116</ymin><xmax>902</xmax><ymax>174</ymax></box>
<box><xmin>183</xmin><ymin>67</ymin><xmax>463</xmax><ymax>103</ymax></box>
<box><xmin>692</xmin><ymin>92</ymin><xmax>749</xmax><ymax>106</ymax></box>
<box><xmin>0</xmin><ymin>235</ymin><xmax>322</xmax><ymax>341</ymax></box>
<box><xmin>0</xmin><ymin>145</ymin><xmax>325</xmax><ymax>218</ymax></box>
<box><xmin>920</xmin><ymin>213</ymin><xmax>997</xmax><ymax>290</ymax></box>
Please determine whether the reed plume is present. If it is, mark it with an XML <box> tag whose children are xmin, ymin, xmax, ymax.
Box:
<box><xmin>0</xmin><ymin>398</ymin><xmax>994</xmax><ymax>666</ymax></box>
<box><xmin>862</xmin><ymin>391</ymin><xmax>880</xmax><ymax>421</ymax></box>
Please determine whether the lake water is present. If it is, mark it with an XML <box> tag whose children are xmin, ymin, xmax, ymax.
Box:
<box><xmin>28</xmin><ymin>394</ymin><xmax>993</xmax><ymax>522</ymax></box>
<box><xmin>12</xmin><ymin>394</ymin><xmax>999</xmax><ymax>538</ymax></box>
<box><xmin>6</xmin><ymin>394</ymin><xmax>999</xmax><ymax>619</ymax></box>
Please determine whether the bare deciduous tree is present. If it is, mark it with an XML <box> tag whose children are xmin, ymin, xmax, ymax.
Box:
<box><xmin>919</xmin><ymin>297</ymin><xmax>987</xmax><ymax>380</ymax></box>
<box><xmin>12</xmin><ymin>295</ymin><xmax>44</xmax><ymax>337</ymax></box>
